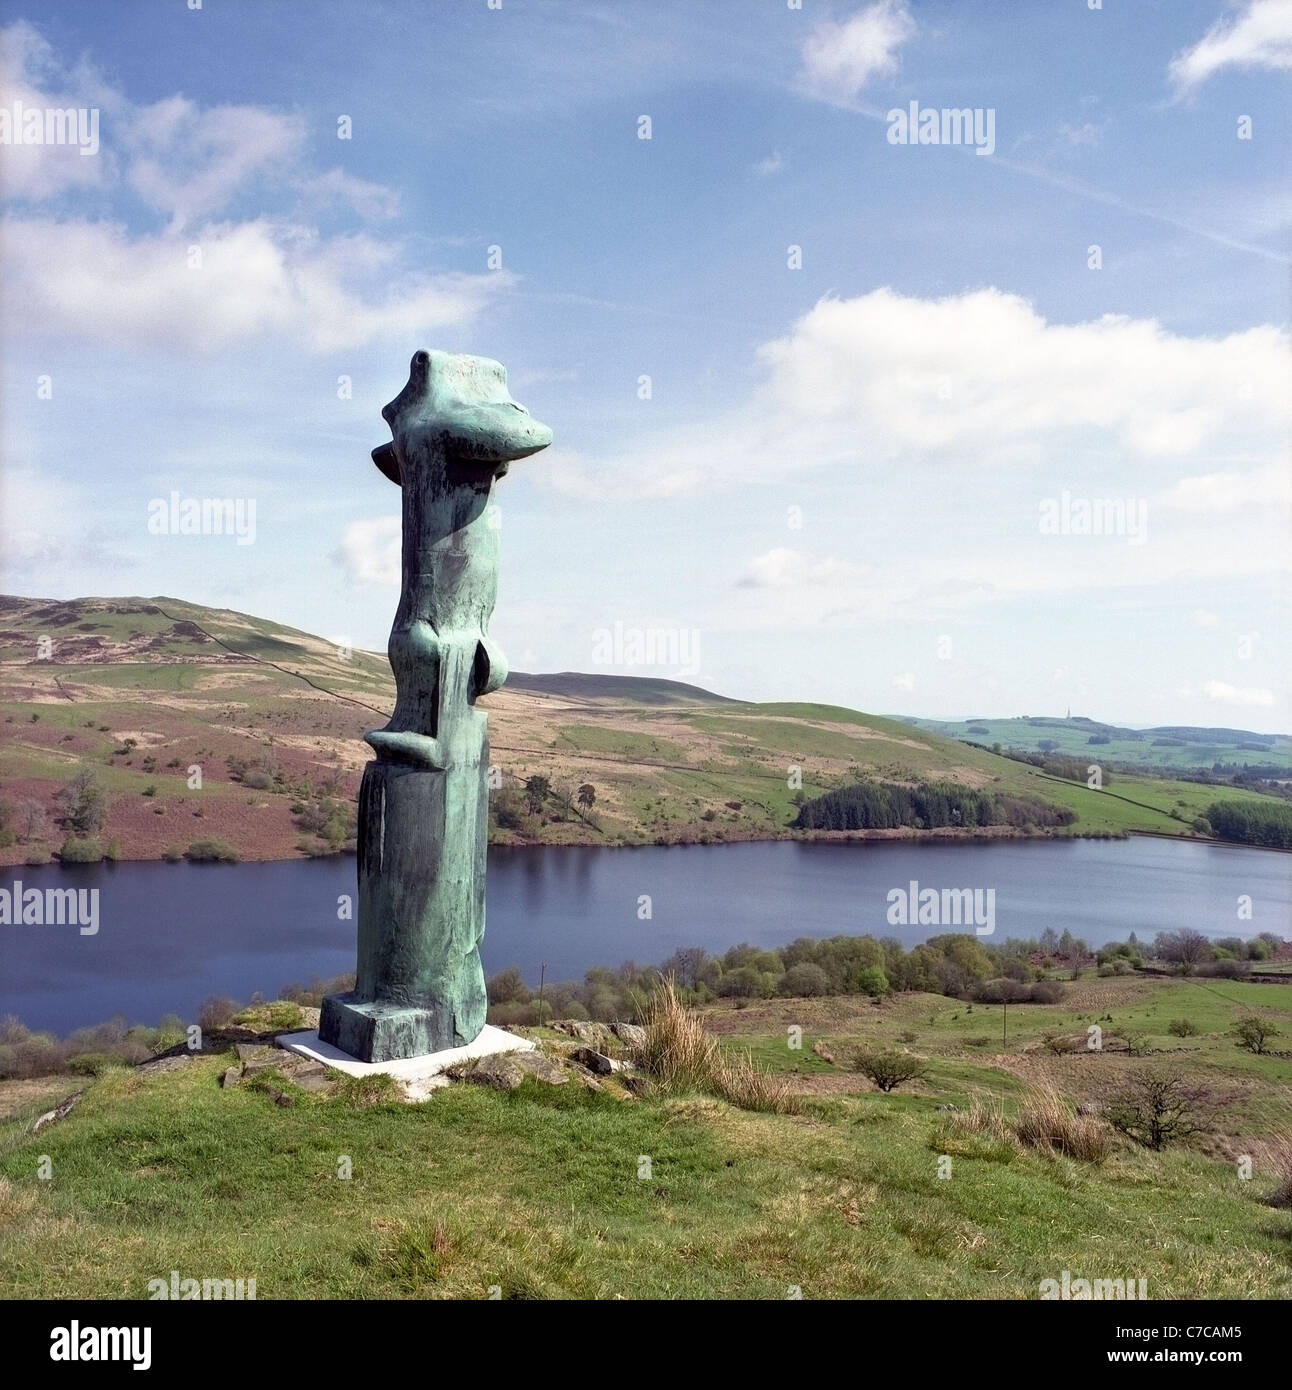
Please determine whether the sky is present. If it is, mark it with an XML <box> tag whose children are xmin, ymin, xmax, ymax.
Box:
<box><xmin>0</xmin><ymin>0</ymin><xmax>1288</xmax><ymax>727</ymax></box>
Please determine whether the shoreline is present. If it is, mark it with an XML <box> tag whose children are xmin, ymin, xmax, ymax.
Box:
<box><xmin>6</xmin><ymin>824</ymin><xmax>1288</xmax><ymax>870</ymax></box>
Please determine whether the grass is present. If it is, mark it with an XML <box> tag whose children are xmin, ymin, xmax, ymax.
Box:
<box><xmin>0</xmin><ymin>974</ymin><xmax>1289</xmax><ymax>1299</ymax></box>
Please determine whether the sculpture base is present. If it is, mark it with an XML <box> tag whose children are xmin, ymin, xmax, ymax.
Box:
<box><xmin>319</xmin><ymin>991</ymin><xmax>481</xmax><ymax>1063</ymax></box>
<box><xmin>278</xmin><ymin>1026</ymin><xmax>535</xmax><ymax>1101</ymax></box>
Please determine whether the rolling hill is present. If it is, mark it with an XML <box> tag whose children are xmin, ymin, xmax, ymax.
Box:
<box><xmin>0</xmin><ymin>595</ymin><xmax>1287</xmax><ymax>863</ymax></box>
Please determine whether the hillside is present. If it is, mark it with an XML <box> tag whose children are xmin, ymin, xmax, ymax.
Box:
<box><xmin>2</xmin><ymin>971</ymin><xmax>1290</xmax><ymax>1300</ymax></box>
<box><xmin>907</xmin><ymin>714</ymin><xmax>1292</xmax><ymax>774</ymax></box>
<box><xmin>1</xmin><ymin>595</ymin><xmax>1287</xmax><ymax>864</ymax></box>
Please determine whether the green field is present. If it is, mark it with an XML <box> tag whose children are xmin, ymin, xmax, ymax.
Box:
<box><xmin>2</xmin><ymin>973</ymin><xmax>1289</xmax><ymax>1300</ymax></box>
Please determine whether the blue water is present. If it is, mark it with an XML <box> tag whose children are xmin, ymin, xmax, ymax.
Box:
<box><xmin>0</xmin><ymin>837</ymin><xmax>1287</xmax><ymax>1033</ymax></box>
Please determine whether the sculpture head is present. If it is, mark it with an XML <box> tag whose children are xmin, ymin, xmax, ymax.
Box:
<box><xmin>372</xmin><ymin>348</ymin><xmax>552</xmax><ymax>486</ymax></box>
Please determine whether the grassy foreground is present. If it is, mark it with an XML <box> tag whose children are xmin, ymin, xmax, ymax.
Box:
<box><xmin>1</xmin><ymin>975</ymin><xmax>1290</xmax><ymax>1300</ymax></box>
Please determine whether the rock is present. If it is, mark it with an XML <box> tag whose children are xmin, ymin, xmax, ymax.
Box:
<box><xmin>277</xmin><ymin>1058</ymin><xmax>337</xmax><ymax>1095</ymax></box>
<box><xmin>235</xmin><ymin>1044</ymin><xmax>278</xmax><ymax>1075</ymax></box>
<box><xmin>220</xmin><ymin>1067</ymin><xmax>241</xmax><ymax>1090</ymax></box>
<box><xmin>297</xmin><ymin>1007</ymin><xmax>321</xmax><ymax>1030</ymax></box>
<box><xmin>514</xmin><ymin>1052</ymin><xmax>569</xmax><ymax>1085</ymax></box>
<box><xmin>465</xmin><ymin>1053</ymin><xmax>526</xmax><ymax>1091</ymax></box>
<box><xmin>30</xmin><ymin>1092</ymin><xmax>82</xmax><ymax>1133</ymax></box>
<box><xmin>556</xmin><ymin>1020</ymin><xmax>613</xmax><ymax>1048</ymax></box>
<box><xmin>934</xmin><ymin>1103</ymin><xmax>959</xmax><ymax>1112</ymax></box>
<box><xmin>138</xmin><ymin>1052</ymin><xmax>194</xmax><ymax>1074</ymax></box>
<box><xmin>610</xmin><ymin>1021</ymin><xmax>646</xmax><ymax>1049</ymax></box>
<box><xmin>569</xmin><ymin>1046</ymin><xmax>614</xmax><ymax>1076</ymax></box>
<box><xmin>620</xmin><ymin>1073</ymin><xmax>652</xmax><ymax>1096</ymax></box>
<box><xmin>1077</xmin><ymin>1101</ymin><xmax>1105</xmax><ymax>1116</ymax></box>
<box><xmin>569</xmin><ymin>1068</ymin><xmax>605</xmax><ymax>1091</ymax></box>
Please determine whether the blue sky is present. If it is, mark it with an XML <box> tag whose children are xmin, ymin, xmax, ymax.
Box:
<box><xmin>1</xmin><ymin>0</ymin><xmax>1288</xmax><ymax>726</ymax></box>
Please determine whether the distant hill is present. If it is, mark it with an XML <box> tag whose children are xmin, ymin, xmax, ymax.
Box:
<box><xmin>904</xmin><ymin>713</ymin><xmax>1291</xmax><ymax>774</ymax></box>
<box><xmin>508</xmin><ymin>671</ymin><xmax>740</xmax><ymax>706</ymax></box>
<box><xmin>1</xmin><ymin>595</ymin><xmax>1287</xmax><ymax>863</ymax></box>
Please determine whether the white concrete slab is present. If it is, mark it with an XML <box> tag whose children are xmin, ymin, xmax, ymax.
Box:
<box><xmin>277</xmin><ymin>1025</ymin><xmax>534</xmax><ymax>1099</ymax></box>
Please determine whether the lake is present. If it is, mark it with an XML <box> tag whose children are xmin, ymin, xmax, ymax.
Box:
<box><xmin>1</xmin><ymin>837</ymin><xmax>1288</xmax><ymax>1034</ymax></box>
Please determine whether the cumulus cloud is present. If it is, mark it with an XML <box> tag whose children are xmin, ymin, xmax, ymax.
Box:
<box><xmin>799</xmin><ymin>1</ymin><xmax>916</xmax><ymax>107</ymax></box>
<box><xmin>2</xmin><ymin>216</ymin><xmax>512</xmax><ymax>354</ymax></box>
<box><xmin>1202</xmin><ymin>680</ymin><xmax>1276</xmax><ymax>708</ymax></box>
<box><xmin>0</xmin><ymin>21</ymin><xmax>479</xmax><ymax>355</ymax></box>
<box><xmin>1169</xmin><ymin>0</ymin><xmax>1292</xmax><ymax>92</ymax></box>
<box><xmin>336</xmin><ymin>515</ymin><xmax>401</xmax><ymax>587</ymax></box>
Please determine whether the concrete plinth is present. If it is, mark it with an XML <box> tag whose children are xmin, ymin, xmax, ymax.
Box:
<box><xmin>278</xmin><ymin>1025</ymin><xmax>534</xmax><ymax>1100</ymax></box>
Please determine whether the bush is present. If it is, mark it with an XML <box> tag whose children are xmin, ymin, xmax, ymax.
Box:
<box><xmin>852</xmin><ymin>1047</ymin><xmax>929</xmax><ymax>1092</ymax></box>
<box><xmin>162</xmin><ymin>844</ymin><xmax>184</xmax><ymax>862</ymax></box>
<box><xmin>197</xmin><ymin>995</ymin><xmax>238</xmax><ymax>1031</ymax></box>
<box><xmin>1167</xmin><ymin>1019</ymin><xmax>1198</xmax><ymax>1037</ymax></box>
<box><xmin>1106</xmin><ymin>1070</ymin><xmax>1212</xmax><ymax>1150</ymax></box>
<box><xmin>58</xmin><ymin>836</ymin><xmax>102</xmax><ymax>863</ymax></box>
<box><xmin>66</xmin><ymin>1052</ymin><xmax>119</xmax><ymax>1076</ymax></box>
<box><xmin>186</xmin><ymin>838</ymin><xmax>239</xmax><ymax>863</ymax></box>
<box><xmin>1028</xmin><ymin>980</ymin><xmax>1066</xmax><ymax>1004</ymax></box>
<box><xmin>1233</xmin><ymin>1016</ymin><xmax>1281</xmax><ymax>1055</ymax></box>
<box><xmin>855</xmin><ymin>965</ymin><xmax>889</xmax><ymax>997</ymax></box>
<box><xmin>779</xmin><ymin>962</ymin><xmax>831</xmax><ymax>997</ymax></box>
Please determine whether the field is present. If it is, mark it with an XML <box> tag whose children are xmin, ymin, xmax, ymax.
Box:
<box><xmin>1</xmin><ymin>594</ymin><xmax>1288</xmax><ymax>863</ymax></box>
<box><xmin>909</xmin><ymin>714</ymin><xmax>1291</xmax><ymax>774</ymax></box>
<box><xmin>1</xmin><ymin>972</ymin><xmax>1289</xmax><ymax>1299</ymax></box>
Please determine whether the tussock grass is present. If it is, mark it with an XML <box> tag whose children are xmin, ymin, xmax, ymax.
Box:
<box><xmin>634</xmin><ymin>979</ymin><xmax>801</xmax><ymax>1114</ymax></box>
<box><xmin>1015</xmin><ymin>1084</ymin><xmax>1110</xmax><ymax>1162</ymax></box>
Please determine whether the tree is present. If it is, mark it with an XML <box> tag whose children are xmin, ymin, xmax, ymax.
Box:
<box><xmin>524</xmin><ymin>774</ymin><xmax>551</xmax><ymax>814</ymax></box>
<box><xmin>15</xmin><ymin>798</ymin><xmax>46</xmax><ymax>842</ymax></box>
<box><xmin>852</xmin><ymin>1048</ymin><xmax>929</xmax><ymax>1093</ymax></box>
<box><xmin>577</xmin><ymin>783</ymin><xmax>596</xmax><ymax>811</ymax></box>
<box><xmin>659</xmin><ymin>947</ymin><xmax>707</xmax><ymax>990</ymax></box>
<box><xmin>779</xmin><ymin>962</ymin><xmax>830</xmax><ymax>997</ymax></box>
<box><xmin>1106</xmin><ymin>1071</ymin><xmax>1212</xmax><ymax>1150</ymax></box>
<box><xmin>1233</xmin><ymin>1016</ymin><xmax>1281</xmax><ymax>1055</ymax></box>
<box><xmin>856</xmin><ymin>965</ymin><xmax>889</xmax><ymax>997</ymax></box>
<box><xmin>487</xmin><ymin>967</ymin><xmax>531</xmax><ymax>1005</ymax></box>
<box><xmin>1154</xmin><ymin>929</ymin><xmax>1213</xmax><ymax>973</ymax></box>
<box><xmin>55</xmin><ymin>768</ymin><xmax>107</xmax><ymax>837</ymax></box>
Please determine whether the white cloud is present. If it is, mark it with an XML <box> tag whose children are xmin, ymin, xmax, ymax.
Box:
<box><xmin>1202</xmin><ymin>680</ymin><xmax>1276</xmax><ymax>708</ymax></box>
<box><xmin>1160</xmin><ymin>464</ymin><xmax>1290</xmax><ymax>512</ymax></box>
<box><xmin>737</xmin><ymin>548</ymin><xmax>871</xmax><ymax>589</ymax></box>
<box><xmin>753</xmin><ymin>152</ymin><xmax>784</xmax><ymax>176</ymax></box>
<box><xmin>799</xmin><ymin>1</ymin><xmax>916</xmax><ymax>107</ymax></box>
<box><xmin>1169</xmin><ymin>0</ymin><xmax>1292</xmax><ymax>92</ymax></box>
<box><xmin>3</xmin><ymin>216</ymin><xmax>512</xmax><ymax>354</ymax></box>
<box><xmin>296</xmin><ymin>167</ymin><xmax>402</xmax><ymax>221</ymax></box>
<box><xmin>891</xmin><ymin>671</ymin><xmax>916</xmax><ymax>692</ymax></box>
<box><xmin>336</xmin><ymin>515</ymin><xmax>401</xmax><ymax>587</ymax></box>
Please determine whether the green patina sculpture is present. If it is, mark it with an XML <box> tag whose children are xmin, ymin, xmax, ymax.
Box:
<box><xmin>320</xmin><ymin>350</ymin><xmax>551</xmax><ymax>1062</ymax></box>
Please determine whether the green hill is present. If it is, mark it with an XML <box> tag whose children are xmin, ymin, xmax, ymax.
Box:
<box><xmin>1</xmin><ymin>595</ymin><xmax>1287</xmax><ymax>862</ymax></box>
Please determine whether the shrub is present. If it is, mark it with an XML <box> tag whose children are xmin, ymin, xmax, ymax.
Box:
<box><xmin>852</xmin><ymin>1047</ymin><xmax>929</xmax><ymax>1092</ymax></box>
<box><xmin>1028</xmin><ymin>980</ymin><xmax>1066</xmax><ymax>1004</ymax></box>
<box><xmin>855</xmin><ymin>965</ymin><xmax>889</xmax><ymax>997</ymax></box>
<box><xmin>1040</xmin><ymin>1031</ymin><xmax>1077</xmax><ymax>1056</ymax></box>
<box><xmin>58</xmin><ymin>836</ymin><xmax>102</xmax><ymax>863</ymax></box>
<box><xmin>1014</xmin><ymin>1086</ymin><xmax>1109</xmax><ymax>1161</ymax></box>
<box><xmin>186</xmin><ymin>838</ymin><xmax>239</xmax><ymax>863</ymax></box>
<box><xmin>779</xmin><ymin>962</ymin><xmax>831</xmax><ymax>997</ymax></box>
<box><xmin>66</xmin><ymin>1052</ymin><xmax>119</xmax><ymax>1077</ymax></box>
<box><xmin>1167</xmin><ymin>1019</ymin><xmax>1198</xmax><ymax>1037</ymax></box>
<box><xmin>1233</xmin><ymin>1016</ymin><xmax>1281</xmax><ymax>1054</ymax></box>
<box><xmin>197</xmin><ymin>995</ymin><xmax>238</xmax><ymax>1031</ymax></box>
<box><xmin>162</xmin><ymin>844</ymin><xmax>184</xmax><ymax>862</ymax></box>
<box><xmin>1106</xmin><ymin>1071</ymin><xmax>1212</xmax><ymax>1150</ymax></box>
